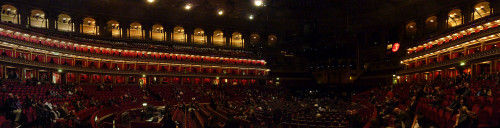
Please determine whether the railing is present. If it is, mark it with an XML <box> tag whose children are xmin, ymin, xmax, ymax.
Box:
<box><xmin>90</xmin><ymin>102</ymin><xmax>165</xmax><ymax>128</ymax></box>
<box><xmin>408</xmin><ymin>14</ymin><xmax>499</xmax><ymax>48</ymax></box>
<box><xmin>0</xmin><ymin>23</ymin><xmax>259</xmax><ymax>59</ymax></box>
<box><xmin>403</xmin><ymin>25</ymin><xmax>500</xmax><ymax>60</ymax></box>
<box><xmin>398</xmin><ymin>47</ymin><xmax>500</xmax><ymax>74</ymax></box>
<box><xmin>0</xmin><ymin>36</ymin><xmax>266</xmax><ymax>68</ymax></box>
<box><xmin>0</xmin><ymin>55</ymin><xmax>269</xmax><ymax>78</ymax></box>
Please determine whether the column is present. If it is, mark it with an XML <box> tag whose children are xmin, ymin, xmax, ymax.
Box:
<box><xmin>76</xmin><ymin>73</ymin><xmax>81</xmax><ymax>85</ymax></box>
<box><xmin>143</xmin><ymin>23</ymin><xmax>152</xmax><ymax>40</ymax></box>
<box><xmin>206</xmin><ymin>29</ymin><xmax>213</xmax><ymax>45</ymax></box>
<box><xmin>47</xmin><ymin>12</ymin><xmax>56</xmax><ymax>30</ymax></box>
<box><xmin>185</xmin><ymin>27</ymin><xmax>193</xmax><ymax>43</ymax></box>
<box><xmin>73</xmin><ymin>16</ymin><xmax>83</xmax><ymax>34</ymax></box>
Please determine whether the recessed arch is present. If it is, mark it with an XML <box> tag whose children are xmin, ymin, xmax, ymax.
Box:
<box><xmin>129</xmin><ymin>22</ymin><xmax>143</xmax><ymax>39</ymax></box>
<box><xmin>448</xmin><ymin>9</ymin><xmax>462</xmax><ymax>27</ymax></box>
<box><xmin>81</xmin><ymin>17</ymin><xmax>97</xmax><ymax>35</ymax></box>
<box><xmin>425</xmin><ymin>16</ymin><xmax>437</xmax><ymax>33</ymax></box>
<box><xmin>107</xmin><ymin>20</ymin><xmax>121</xmax><ymax>38</ymax></box>
<box><xmin>151</xmin><ymin>24</ymin><xmax>164</xmax><ymax>41</ymax></box>
<box><xmin>173</xmin><ymin>26</ymin><xmax>185</xmax><ymax>43</ymax></box>
<box><xmin>474</xmin><ymin>2</ymin><xmax>491</xmax><ymax>20</ymax></box>
<box><xmin>268</xmin><ymin>35</ymin><xmax>277</xmax><ymax>46</ymax></box>
<box><xmin>193</xmin><ymin>28</ymin><xmax>206</xmax><ymax>44</ymax></box>
<box><xmin>1</xmin><ymin>5</ymin><xmax>18</xmax><ymax>24</ymax></box>
<box><xmin>30</xmin><ymin>10</ymin><xmax>47</xmax><ymax>28</ymax></box>
<box><xmin>213</xmin><ymin>30</ymin><xmax>225</xmax><ymax>46</ymax></box>
<box><xmin>57</xmin><ymin>14</ymin><xmax>73</xmax><ymax>32</ymax></box>
<box><xmin>231</xmin><ymin>32</ymin><xmax>243</xmax><ymax>48</ymax></box>
<box><xmin>250</xmin><ymin>34</ymin><xmax>260</xmax><ymax>44</ymax></box>
<box><xmin>406</xmin><ymin>22</ymin><xmax>417</xmax><ymax>35</ymax></box>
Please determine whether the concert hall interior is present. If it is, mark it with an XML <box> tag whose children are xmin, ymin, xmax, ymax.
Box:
<box><xmin>0</xmin><ymin>0</ymin><xmax>499</xmax><ymax>128</ymax></box>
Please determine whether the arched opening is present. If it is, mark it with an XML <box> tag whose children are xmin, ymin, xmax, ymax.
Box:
<box><xmin>406</xmin><ymin>22</ymin><xmax>417</xmax><ymax>37</ymax></box>
<box><xmin>172</xmin><ymin>26</ymin><xmax>186</xmax><ymax>43</ymax></box>
<box><xmin>81</xmin><ymin>17</ymin><xmax>97</xmax><ymax>35</ymax></box>
<box><xmin>151</xmin><ymin>24</ymin><xmax>164</xmax><ymax>41</ymax></box>
<box><xmin>213</xmin><ymin>30</ymin><xmax>225</xmax><ymax>46</ymax></box>
<box><xmin>1</xmin><ymin>5</ymin><xmax>19</xmax><ymax>24</ymax></box>
<box><xmin>448</xmin><ymin>9</ymin><xmax>463</xmax><ymax>27</ymax></box>
<box><xmin>107</xmin><ymin>20</ymin><xmax>121</xmax><ymax>38</ymax></box>
<box><xmin>473</xmin><ymin>2</ymin><xmax>491</xmax><ymax>20</ymax></box>
<box><xmin>56</xmin><ymin>14</ymin><xmax>73</xmax><ymax>32</ymax></box>
<box><xmin>268</xmin><ymin>35</ymin><xmax>277</xmax><ymax>46</ymax></box>
<box><xmin>30</xmin><ymin>10</ymin><xmax>47</xmax><ymax>28</ymax></box>
<box><xmin>193</xmin><ymin>28</ymin><xmax>206</xmax><ymax>45</ymax></box>
<box><xmin>231</xmin><ymin>32</ymin><xmax>243</xmax><ymax>47</ymax></box>
<box><xmin>250</xmin><ymin>34</ymin><xmax>261</xmax><ymax>44</ymax></box>
<box><xmin>424</xmin><ymin>16</ymin><xmax>437</xmax><ymax>34</ymax></box>
<box><xmin>129</xmin><ymin>22</ymin><xmax>143</xmax><ymax>39</ymax></box>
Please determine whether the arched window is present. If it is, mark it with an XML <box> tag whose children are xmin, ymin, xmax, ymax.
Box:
<box><xmin>57</xmin><ymin>14</ymin><xmax>73</xmax><ymax>32</ymax></box>
<box><xmin>129</xmin><ymin>22</ymin><xmax>143</xmax><ymax>39</ymax></box>
<box><xmin>151</xmin><ymin>24</ymin><xmax>164</xmax><ymax>41</ymax></box>
<box><xmin>473</xmin><ymin>2</ymin><xmax>491</xmax><ymax>20</ymax></box>
<box><xmin>213</xmin><ymin>30</ymin><xmax>225</xmax><ymax>46</ymax></box>
<box><xmin>173</xmin><ymin>26</ymin><xmax>186</xmax><ymax>43</ymax></box>
<box><xmin>107</xmin><ymin>20</ymin><xmax>121</xmax><ymax>38</ymax></box>
<box><xmin>231</xmin><ymin>32</ymin><xmax>243</xmax><ymax>47</ymax></box>
<box><xmin>268</xmin><ymin>35</ymin><xmax>277</xmax><ymax>46</ymax></box>
<box><xmin>81</xmin><ymin>17</ymin><xmax>97</xmax><ymax>35</ymax></box>
<box><xmin>448</xmin><ymin>9</ymin><xmax>463</xmax><ymax>27</ymax></box>
<box><xmin>424</xmin><ymin>16</ymin><xmax>437</xmax><ymax>33</ymax></box>
<box><xmin>30</xmin><ymin>10</ymin><xmax>47</xmax><ymax>28</ymax></box>
<box><xmin>406</xmin><ymin>22</ymin><xmax>417</xmax><ymax>36</ymax></box>
<box><xmin>193</xmin><ymin>28</ymin><xmax>206</xmax><ymax>44</ymax></box>
<box><xmin>250</xmin><ymin>34</ymin><xmax>260</xmax><ymax>44</ymax></box>
<box><xmin>1</xmin><ymin>5</ymin><xmax>18</xmax><ymax>24</ymax></box>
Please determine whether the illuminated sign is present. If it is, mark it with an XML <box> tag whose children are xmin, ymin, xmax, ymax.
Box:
<box><xmin>392</xmin><ymin>43</ymin><xmax>400</xmax><ymax>52</ymax></box>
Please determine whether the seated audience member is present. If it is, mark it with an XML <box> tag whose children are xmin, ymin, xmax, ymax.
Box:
<box><xmin>6</xmin><ymin>93</ymin><xmax>22</xmax><ymax>125</ymax></box>
<box><xmin>454</xmin><ymin>106</ymin><xmax>472</xmax><ymax>128</ymax></box>
<box><xmin>446</xmin><ymin>95</ymin><xmax>463</xmax><ymax>113</ymax></box>
<box><xmin>1</xmin><ymin>84</ymin><xmax>7</xmax><ymax>93</ymax></box>
<box><xmin>393</xmin><ymin>108</ymin><xmax>412</xmax><ymax>128</ymax></box>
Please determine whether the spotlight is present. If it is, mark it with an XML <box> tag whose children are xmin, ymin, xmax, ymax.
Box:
<box><xmin>147</xmin><ymin>0</ymin><xmax>154</xmax><ymax>3</ymax></box>
<box><xmin>249</xmin><ymin>15</ymin><xmax>254</xmax><ymax>20</ymax></box>
<box><xmin>254</xmin><ymin>0</ymin><xmax>263</xmax><ymax>6</ymax></box>
<box><xmin>185</xmin><ymin>4</ymin><xmax>191</xmax><ymax>10</ymax></box>
<box><xmin>218</xmin><ymin>10</ymin><xmax>224</xmax><ymax>15</ymax></box>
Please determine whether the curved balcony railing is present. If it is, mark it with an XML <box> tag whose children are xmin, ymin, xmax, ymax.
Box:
<box><xmin>398</xmin><ymin>47</ymin><xmax>500</xmax><ymax>75</ymax></box>
<box><xmin>0</xmin><ymin>55</ymin><xmax>268</xmax><ymax>78</ymax></box>
<box><xmin>408</xmin><ymin>14</ymin><xmax>499</xmax><ymax>48</ymax></box>
<box><xmin>0</xmin><ymin>23</ymin><xmax>260</xmax><ymax>59</ymax></box>
<box><xmin>403</xmin><ymin>25</ymin><xmax>500</xmax><ymax>60</ymax></box>
<box><xmin>0</xmin><ymin>36</ymin><xmax>265</xmax><ymax>68</ymax></box>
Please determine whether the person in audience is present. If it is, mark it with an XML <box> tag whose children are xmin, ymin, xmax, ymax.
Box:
<box><xmin>1</xmin><ymin>84</ymin><xmax>7</xmax><ymax>93</ymax></box>
<box><xmin>224</xmin><ymin>114</ymin><xmax>240</xmax><ymax>128</ymax></box>
<box><xmin>393</xmin><ymin>108</ymin><xmax>412</xmax><ymax>128</ymax></box>
<box><xmin>446</xmin><ymin>95</ymin><xmax>463</xmax><ymax>113</ymax></box>
<box><xmin>475</xmin><ymin>87</ymin><xmax>487</xmax><ymax>96</ymax></box>
<box><xmin>5</xmin><ymin>93</ymin><xmax>22</xmax><ymax>126</ymax></box>
<box><xmin>454</xmin><ymin>106</ymin><xmax>471</xmax><ymax>128</ymax></box>
<box><xmin>347</xmin><ymin>109</ymin><xmax>362</xmax><ymax>128</ymax></box>
<box><xmin>161</xmin><ymin>114</ymin><xmax>176</xmax><ymax>128</ymax></box>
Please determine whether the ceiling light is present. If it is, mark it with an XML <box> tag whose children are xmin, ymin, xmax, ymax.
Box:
<box><xmin>218</xmin><ymin>10</ymin><xmax>224</xmax><ymax>15</ymax></box>
<box><xmin>185</xmin><ymin>4</ymin><xmax>191</xmax><ymax>10</ymax></box>
<box><xmin>147</xmin><ymin>0</ymin><xmax>154</xmax><ymax>3</ymax></box>
<box><xmin>249</xmin><ymin>15</ymin><xmax>254</xmax><ymax>20</ymax></box>
<box><xmin>254</xmin><ymin>0</ymin><xmax>263</xmax><ymax>6</ymax></box>
<box><xmin>430</xmin><ymin>20</ymin><xmax>434</xmax><ymax>22</ymax></box>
